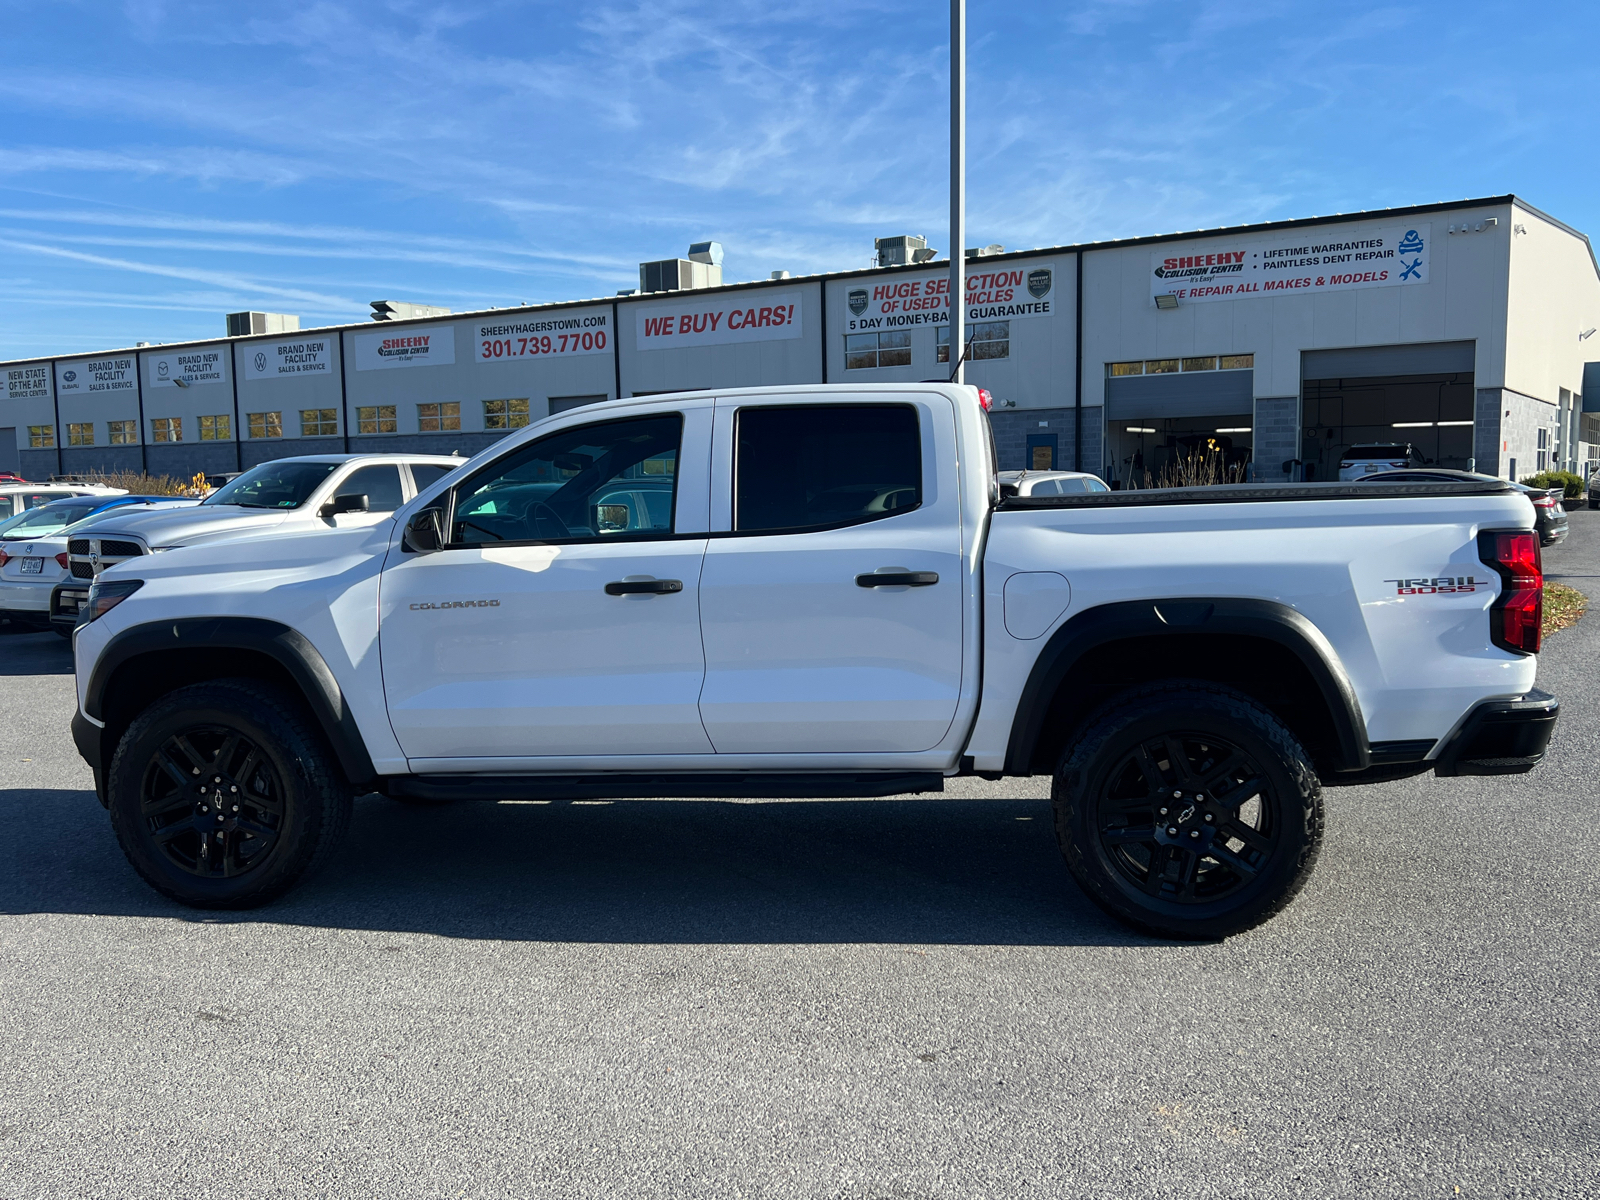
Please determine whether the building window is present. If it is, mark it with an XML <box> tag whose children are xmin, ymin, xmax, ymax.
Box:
<box><xmin>417</xmin><ymin>402</ymin><xmax>461</xmax><ymax>432</ymax></box>
<box><xmin>301</xmin><ymin>409</ymin><xmax>338</xmax><ymax>437</ymax></box>
<box><xmin>1108</xmin><ymin>361</ymin><xmax>1144</xmax><ymax>376</ymax></box>
<box><xmin>151</xmin><ymin>417</ymin><xmax>182</xmax><ymax>443</ymax></box>
<box><xmin>1182</xmin><ymin>356</ymin><xmax>1217</xmax><ymax>372</ymax></box>
<box><xmin>937</xmin><ymin>321</ymin><xmax>1010</xmax><ymax>363</ymax></box>
<box><xmin>109</xmin><ymin>420</ymin><xmax>136</xmax><ymax>445</ymax></box>
<box><xmin>28</xmin><ymin>425</ymin><xmax>54</xmax><ymax>448</ymax></box>
<box><xmin>1219</xmin><ymin>354</ymin><xmax>1254</xmax><ymax>370</ymax></box>
<box><xmin>247</xmin><ymin>411</ymin><xmax>282</xmax><ymax>439</ymax></box>
<box><xmin>67</xmin><ymin>422</ymin><xmax>94</xmax><ymax>446</ymax></box>
<box><xmin>357</xmin><ymin>406</ymin><xmax>398</xmax><ymax>434</ymax></box>
<box><xmin>484</xmin><ymin>398</ymin><xmax>531</xmax><ymax>430</ymax></box>
<box><xmin>844</xmin><ymin>331</ymin><xmax>911</xmax><ymax>370</ymax></box>
<box><xmin>1108</xmin><ymin>353</ymin><xmax>1254</xmax><ymax>377</ymax></box>
<box><xmin>1146</xmin><ymin>359</ymin><xmax>1180</xmax><ymax>374</ymax></box>
<box><xmin>199</xmin><ymin>414</ymin><xmax>231</xmax><ymax>441</ymax></box>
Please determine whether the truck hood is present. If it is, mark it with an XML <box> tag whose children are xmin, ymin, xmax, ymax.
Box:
<box><xmin>81</xmin><ymin>505</ymin><xmax>292</xmax><ymax>548</ymax></box>
<box><xmin>100</xmin><ymin>517</ymin><xmax>396</xmax><ymax>591</ymax></box>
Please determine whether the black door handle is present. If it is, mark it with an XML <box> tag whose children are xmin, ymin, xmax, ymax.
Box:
<box><xmin>604</xmin><ymin>579</ymin><xmax>684</xmax><ymax>596</ymax></box>
<box><xmin>855</xmin><ymin>571</ymin><xmax>939</xmax><ymax>588</ymax></box>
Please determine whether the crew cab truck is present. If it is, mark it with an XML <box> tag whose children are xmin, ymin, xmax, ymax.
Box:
<box><xmin>69</xmin><ymin>385</ymin><xmax>1559</xmax><ymax>938</ymax></box>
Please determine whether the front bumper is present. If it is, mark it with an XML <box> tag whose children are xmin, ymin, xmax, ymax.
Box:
<box><xmin>1432</xmin><ymin>688</ymin><xmax>1560</xmax><ymax>777</ymax></box>
<box><xmin>51</xmin><ymin>583</ymin><xmax>88</xmax><ymax>631</ymax></box>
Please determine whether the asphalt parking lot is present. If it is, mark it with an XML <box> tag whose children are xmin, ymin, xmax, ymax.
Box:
<box><xmin>2</xmin><ymin>518</ymin><xmax>1597</xmax><ymax>1199</ymax></box>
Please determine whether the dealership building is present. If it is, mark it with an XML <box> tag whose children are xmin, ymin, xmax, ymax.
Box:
<box><xmin>3</xmin><ymin>194</ymin><xmax>1598</xmax><ymax>485</ymax></box>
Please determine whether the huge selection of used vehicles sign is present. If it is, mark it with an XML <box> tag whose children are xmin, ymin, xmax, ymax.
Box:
<box><xmin>1150</xmin><ymin>224</ymin><xmax>1430</xmax><ymax>305</ymax></box>
<box><xmin>843</xmin><ymin>266</ymin><xmax>1056</xmax><ymax>333</ymax></box>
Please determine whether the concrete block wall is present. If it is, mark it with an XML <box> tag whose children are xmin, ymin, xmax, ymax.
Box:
<box><xmin>1252</xmin><ymin>396</ymin><xmax>1299</xmax><ymax>479</ymax></box>
<box><xmin>989</xmin><ymin>407</ymin><xmax>1099</xmax><ymax>473</ymax></box>
<box><xmin>1482</xmin><ymin>387</ymin><xmax>1558</xmax><ymax>479</ymax></box>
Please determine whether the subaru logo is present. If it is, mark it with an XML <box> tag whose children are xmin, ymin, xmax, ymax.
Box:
<box><xmin>63</xmin><ymin>370</ymin><xmax>76</xmax><ymax>382</ymax></box>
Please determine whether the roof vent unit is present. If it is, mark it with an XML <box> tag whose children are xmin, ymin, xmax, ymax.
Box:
<box><xmin>226</xmin><ymin>311</ymin><xmax>300</xmax><ymax>337</ymax></box>
<box><xmin>370</xmin><ymin>301</ymin><xmax>452</xmax><ymax>322</ymax></box>
<box><xmin>770</xmin><ymin>270</ymin><xmax>791</xmax><ymax>280</ymax></box>
<box><xmin>966</xmin><ymin>244</ymin><xmax>1005</xmax><ymax>258</ymax></box>
<box><xmin>639</xmin><ymin>243</ymin><xmax>723</xmax><ymax>294</ymax></box>
<box><xmin>875</xmin><ymin>235</ymin><xmax>938</xmax><ymax>267</ymax></box>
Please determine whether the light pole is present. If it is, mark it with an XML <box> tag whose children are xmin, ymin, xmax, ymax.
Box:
<box><xmin>949</xmin><ymin>0</ymin><xmax>965</xmax><ymax>384</ymax></box>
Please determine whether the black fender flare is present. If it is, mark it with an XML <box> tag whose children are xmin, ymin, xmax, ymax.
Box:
<box><xmin>1002</xmin><ymin>597</ymin><xmax>1369</xmax><ymax>775</ymax></box>
<box><xmin>82</xmin><ymin>616</ymin><xmax>378</xmax><ymax>789</ymax></box>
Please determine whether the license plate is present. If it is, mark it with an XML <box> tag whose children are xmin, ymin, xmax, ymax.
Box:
<box><xmin>20</xmin><ymin>557</ymin><xmax>43</xmax><ymax>574</ymax></box>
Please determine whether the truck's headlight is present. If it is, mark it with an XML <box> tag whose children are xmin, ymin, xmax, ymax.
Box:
<box><xmin>80</xmin><ymin>579</ymin><xmax>143</xmax><ymax>626</ymax></box>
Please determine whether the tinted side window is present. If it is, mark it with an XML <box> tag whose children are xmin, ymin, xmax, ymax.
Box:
<box><xmin>735</xmin><ymin>404</ymin><xmax>921</xmax><ymax>533</ymax></box>
<box><xmin>337</xmin><ymin>465</ymin><xmax>406</xmax><ymax>512</ymax></box>
<box><xmin>451</xmin><ymin>414</ymin><xmax>680</xmax><ymax>546</ymax></box>
<box><xmin>409</xmin><ymin>464</ymin><xmax>456</xmax><ymax>493</ymax></box>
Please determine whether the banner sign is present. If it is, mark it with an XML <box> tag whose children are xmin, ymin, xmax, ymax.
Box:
<box><xmin>843</xmin><ymin>266</ymin><xmax>1056</xmax><ymax>333</ymax></box>
<box><xmin>636</xmin><ymin>291</ymin><xmax>803</xmax><ymax>351</ymax></box>
<box><xmin>354</xmin><ymin>326</ymin><xmax>457</xmax><ymax>371</ymax></box>
<box><xmin>57</xmin><ymin>357</ymin><xmax>135</xmax><ymax>395</ymax></box>
<box><xmin>1150</xmin><ymin>223</ymin><xmax>1430</xmax><ymax>305</ymax></box>
<box><xmin>4</xmin><ymin>364</ymin><xmax>50</xmax><ymax>401</ymax></box>
<box><xmin>476</xmin><ymin>309</ymin><xmax>611</xmax><ymax>361</ymax></box>
<box><xmin>147</xmin><ymin>347</ymin><xmax>227</xmax><ymax>388</ymax></box>
<box><xmin>244</xmin><ymin>337</ymin><xmax>334</xmax><ymax>380</ymax></box>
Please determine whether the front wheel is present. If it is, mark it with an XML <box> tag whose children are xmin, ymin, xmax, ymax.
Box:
<box><xmin>107</xmin><ymin>679</ymin><xmax>353</xmax><ymax>909</ymax></box>
<box><xmin>1053</xmin><ymin>681</ymin><xmax>1323</xmax><ymax>939</ymax></box>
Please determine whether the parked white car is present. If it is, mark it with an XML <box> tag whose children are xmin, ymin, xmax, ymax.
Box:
<box><xmin>0</xmin><ymin>497</ymin><xmax>198</xmax><ymax>630</ymax></box>
<box><xmin>998</xmin><ymin>469</ymin><xmax>1110</xmax><ymax>497</ymax></box>
<box><xmin>0</xmin><ymin>482</ymin><xmax>125</xmax><ymax>523</ymax></box>
<box><xmin>1337</xmin><ymin>443</ymin><xmax>1427</xmax><ymax>480</ymax></box>
<box><xmin>66</xmin><ymin>454</ymin><xmax>464</xmax><ymax>580</ymax></box>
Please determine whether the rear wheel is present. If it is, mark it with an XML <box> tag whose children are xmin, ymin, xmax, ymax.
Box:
<box><xmin>1052</xmin><ymin>681</ymin><xmax>1322</xmax><ymax>939</ymax></box>
<box><xmin>108</xmin><ymin>679</ymin><xmax>353</xmax><ymax>908</ymax></box>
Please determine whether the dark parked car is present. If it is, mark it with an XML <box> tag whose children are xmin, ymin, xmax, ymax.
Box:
<box><xmin>1357</xmin><ymin>469</ymin><xmax>1567</xmax><ymax>546</ymax></box>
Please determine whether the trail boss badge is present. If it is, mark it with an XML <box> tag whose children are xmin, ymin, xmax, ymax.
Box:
<box><xmin>1383</xmin><ymin>576</ymin><xmax>1487</xmax><ymax>594</ymax></box>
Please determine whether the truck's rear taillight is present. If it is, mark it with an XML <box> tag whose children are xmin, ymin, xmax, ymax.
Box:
<box><xmin>977</xmin><ymin>388</ymin><xmax>993</xmax><ymax>412</ymax></box>
<box><xmin>1478</xmin><ymin>530</ymin><xmax>1542</xmax><ymax>655</ymax></box>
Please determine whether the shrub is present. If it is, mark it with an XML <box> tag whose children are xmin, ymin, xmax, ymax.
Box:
<box><xmin>1520</xmin><ymin>470</ymin><xmax>1584</xmax><ymax>498</ymax></box>
<box><xmin>52</xmin><ymin>470</ymin><xmax>206</xmax><ymax>496</ymax></box>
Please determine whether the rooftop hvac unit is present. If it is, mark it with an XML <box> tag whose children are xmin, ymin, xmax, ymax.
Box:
<box><xmin>226</xmin><ymin>311</ymin><xmax>300</xmax><ymax>337</ymax></box>
<box><xmin>370</xmin><ymin>300</ymin><xmax>452</xmax><ymax>321</ymax></box>
<box><xmin>639</xmin><ymin>256</ymin><xmax>722</xmax><ymax>294</ymax></box>
<box><xmin>874</xmin><ymin>235</ymin><xmax>938</xmax><ymax>267</ymax></box>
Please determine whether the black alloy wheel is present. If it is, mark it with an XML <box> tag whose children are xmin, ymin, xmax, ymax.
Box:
<box><xmin>139</xmin><ymin>725</ymin><xmax>285</xmax><ymax>880</ymax></box>
<box><xmin>1094</xmin><ymin>732</ymin><xmax>1277</xmax><ymax>905</ymax></box>
<box><xmin>108</xmin><ymin>679</ymin><xmax>352</xmax><ymax>908</ymax></box>
<box><xmin>1053</xmin><ymin>681</ymin><xmax>1322</xmax><ymax>939</ymax></box>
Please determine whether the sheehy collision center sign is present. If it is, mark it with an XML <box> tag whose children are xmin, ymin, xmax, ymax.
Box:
<box><xmin>1150</xmin><ymin>223</ymin><xmax>1430</xmax><ymax>305</ymax></box>
<box><xmin>842</xmin><ymin>266</ymin><xmax>1056</xmax><ymax>333</ymax></box>
<box><xmin>353</xmin><ymin>326</ymin><xmax>457</xmax><ymax>370</ymax></box>
<box><xmin>636</xmin><ymin>292</ymin><xmax>803</xmax><ymax>350</ymax></box>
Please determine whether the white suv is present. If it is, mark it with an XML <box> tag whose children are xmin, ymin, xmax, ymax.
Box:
<box><xmin>65</xmin><ymin>454</ymin><xmax>463</xmax><ymax>582</ymax></box>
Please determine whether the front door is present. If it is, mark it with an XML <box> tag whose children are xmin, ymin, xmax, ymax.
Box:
<box><xmin>379</xmin><ymin>408</ymin><xmax>713</xmax><ymax>761</ymax></box>
<box><xmin>697</xmin><ymin>399</ymin><xmax>966</xmax><ymax>755</ymax></box>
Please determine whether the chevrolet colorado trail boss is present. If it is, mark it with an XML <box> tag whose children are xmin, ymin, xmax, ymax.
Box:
<box><xmin>70</xmin><ymin>385</ymin><xmax>1559</xmax><ymax>938</ymax></box>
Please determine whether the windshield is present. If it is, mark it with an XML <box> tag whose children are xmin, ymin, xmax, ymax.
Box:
<box><xmin>202</xmin><ymin>461</ymin><xmax>339</xmax><ymax>509</ymax></box>
<box><xmin>0</xmin><ymin>502</ymin><xmax>103</xmax><ymax>539</ymax></box>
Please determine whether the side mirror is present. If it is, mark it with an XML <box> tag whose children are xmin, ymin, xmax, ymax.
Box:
<box><xmin>592</xmin><ymin>501</ymin><xmax>631</xmax><ymax>533</ymax></box>
<box><xmin>403</xmin><ymin>506</ymin><xmax>445</xmax><ymax>554</ymax></box>
<box><xmin>319</xmin><ymin>492</ymin><xmax>369</xmax><ymax>518</ymax></box>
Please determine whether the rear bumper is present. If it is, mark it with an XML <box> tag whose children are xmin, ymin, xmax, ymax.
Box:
<box><xmin>51</xmin><ymin>583</ymin><xmax>88</xmax><ymax>630</ymax></box>
<box><xmin>1432</xmin><ymin>688</ymin><xmax>1560</xmax><ymax>777</ymax></box>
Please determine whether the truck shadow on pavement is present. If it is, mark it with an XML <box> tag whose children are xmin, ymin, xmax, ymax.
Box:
<box><xmin>0</xmin><ymin>788</ymin><xmax>1151</xmax><ymax>946</ymax></box>
<box><xmin>0</xmin><ymin>626</ymin><xmax>73</xmax><ymax>674</ymax></box>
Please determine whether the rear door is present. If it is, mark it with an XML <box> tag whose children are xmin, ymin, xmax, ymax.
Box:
<box><xmin>696</xmin><ymin>396</ymin><xmax>966</xmax><ymax>754</ymax></box>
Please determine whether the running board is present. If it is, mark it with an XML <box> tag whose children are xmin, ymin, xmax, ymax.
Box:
<box><xmin>383</xmin><ymin>771</ymin><xmax>947</xmax><ymax>803</ymax></box>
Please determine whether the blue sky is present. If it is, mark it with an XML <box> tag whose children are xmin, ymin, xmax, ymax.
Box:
<box><xmin>0</xmin><ymin>0</ymin><xmax>1595</xmax><ymax>359</ymax></box>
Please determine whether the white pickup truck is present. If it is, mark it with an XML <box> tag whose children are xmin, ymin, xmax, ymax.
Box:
<box><xmin>70</xmin><ymin>385</ymin><xmax>1559</xmax><ymax>938</ymax></box>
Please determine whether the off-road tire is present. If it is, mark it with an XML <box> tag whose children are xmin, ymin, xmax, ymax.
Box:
<box><xmin>108</xmin><ymin>678</ymin><xmax>353</xmax><ymax>909</ymax></box>
<box><xmin>1052</xmin><ymin>680</ymin><xmax>1323</xmax><ymax>939</ymax></box>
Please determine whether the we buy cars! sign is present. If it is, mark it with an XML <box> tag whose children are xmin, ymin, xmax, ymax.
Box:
<box><xmin>843</xmin><ymin>265</ymin><xmax>1056</xmax><ymax>332</ymax></box>
<box><xmin>1149</xmin><ymin>223</ymin><xmax>1431</xmax><ymax>305</ymax></box>
<box><xmin>635</xmin><ymin>291</ymin><xmax>803</xmax><ymax>350</ymax></box>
